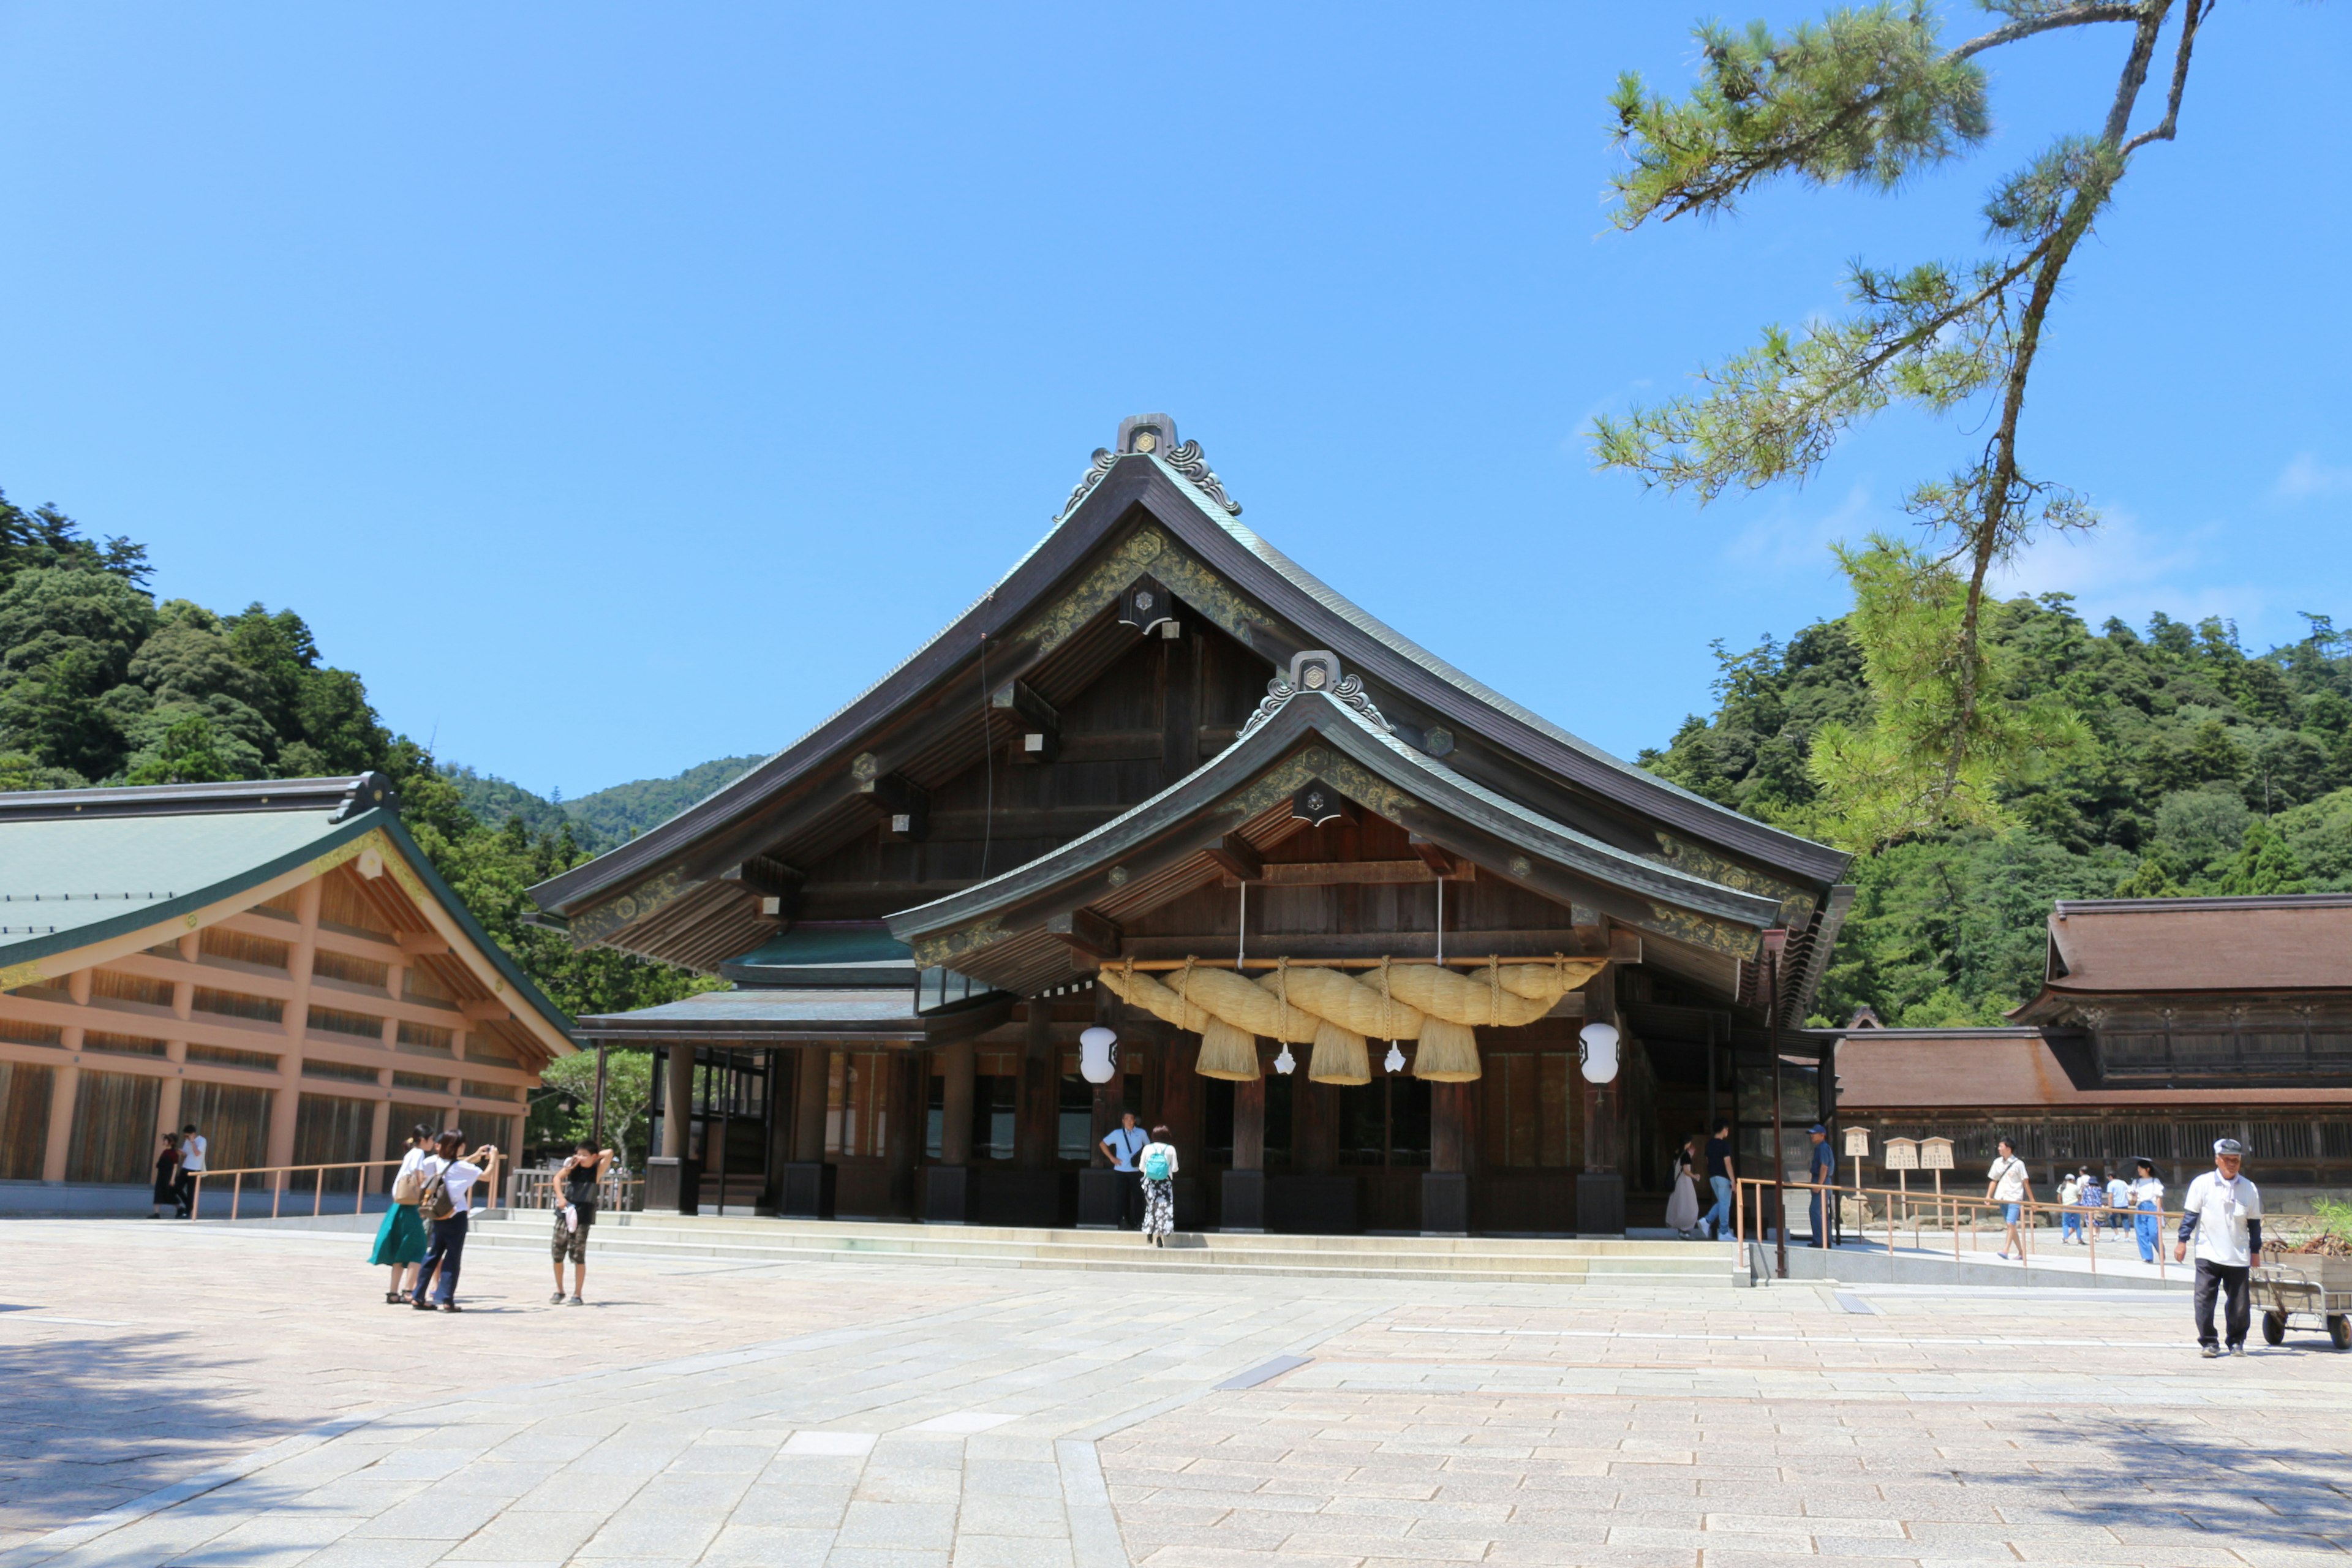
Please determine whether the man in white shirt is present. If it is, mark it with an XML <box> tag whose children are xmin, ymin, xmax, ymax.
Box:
<box><xmin>412</xmin><ymin>1131</ymin><xmax>499</xmax><ymax>1314</ymax></box>
<box><xmin>2174</xmin><ymin>1137</ymin><xmax>2263</xmax><ymax>1357</ymax></box>
<box><xmin>1984</xmin><ymin>1138</ymin><xmax>2032</xmax><ymax>1261</ymax></box>
<box><xmin>176</xmin><ymin>1123</ymin><xmax>206</xmax><ymax>1219</ymax></box>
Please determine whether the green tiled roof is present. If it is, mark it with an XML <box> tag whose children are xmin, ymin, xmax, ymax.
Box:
<box><xmin>0</xmin><ymin>780</ymin><xmax>574</xmax><ymax>1047</ymax></box>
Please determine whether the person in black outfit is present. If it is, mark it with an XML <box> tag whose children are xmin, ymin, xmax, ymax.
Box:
<box><xmin>151</xmin><ymin>1133</ymin><xmax>184</xmax><ymax>1219</ymax></box>
<box><xmin>1703</xmin><ymin>1120</ymin><xmax>1736</xmax><ymax>1239</ymax></box>
<box><xmin>551</xmin><ymin>1140</ymin><xmax>614</xmax><ymax>1306</ymax></box>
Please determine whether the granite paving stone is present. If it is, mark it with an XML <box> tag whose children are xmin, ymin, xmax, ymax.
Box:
<box><xmin>2</xmin><ymin>1220</ymin><xmax>2349</xmax><ymax>1568</ymax></box>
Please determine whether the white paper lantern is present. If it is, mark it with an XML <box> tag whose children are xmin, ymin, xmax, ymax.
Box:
<box><xmin>1079</xmin><ymin>1026</ymin><xmax>1118</xmax><ymax>1085</ymax></box>
<box><xmin>1577</xmin><ymin>1022</ymin><xmax>1620</xmax><ymax>1084</ymax></box>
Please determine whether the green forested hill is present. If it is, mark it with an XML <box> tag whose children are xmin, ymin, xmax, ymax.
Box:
<box><xmin>1639</xmin><ymin>596</ymin><xmax>2352</xmax><ymax>1027</ymax></box>
<box><xmin>445</xmin><ymin>754</ymin><xmax>764</xmax><ymax>853</ymax></box>
<box><xmin>0</xmin><ymin>492</ymin><xmax>710</xmax><ymax>1036</ymax></box>
<box><xmin>562</xmin><ymin>755</ymin><xmax>763</xmax><ymax>843</ymax></box>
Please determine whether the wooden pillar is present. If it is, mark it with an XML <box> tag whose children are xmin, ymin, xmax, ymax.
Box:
<box><xmin>793</xmin><ymin>1045</ymin><xmax>829</xmax><ymax>1160</ymax></box>
<box><xmin>1223</xmin><ymin>1049</ymin><xmax>1268</xmax><ymax>1232</ymax></box>
<box><xmin>939</xmin><ymin>1041</ymin><xmax>975</xmax><ymax>1166</ymax></box>
<box><xmin>1017</xmin><ymin>1000</ymin><xmax>1057</xmax><ymax>1169</ymax></box>
<box><xmin>367</xmin><ymin>1077</ymin><xmax>391</xmax><ymax>1191</ymax></box>
<box><xmin>41</xmin><ymin>1045</ymin><xmax>78</xmax><ymax>1184</ymax></box>
<box><xmin>663</xmin><ymin>1043</ymin><xmax>695</xmax><ymax>1158</ymax></box>
<box><xmin>886</xmin><ymin>1049</ymin><xmax>922</xmax><ymax>1216</ymax></box>
<box><xmin>1431</xmin><ymin>1082</ymin><xmax>1468</xmax><ymax>1175</ymax></box>
<box><xmin>271</xmin><ymin>880</ymin><xmax>323</xmax><ymax>1180</ymax></box>
<box><xmin>1577</xmin><ymin>968</ymin><xmax>1626</xmax><ymax>1234</ymax></box>
<box><xmin>1232</xmin><ymin>1072</ymin><xmax>1265</xmax><ymax>1171</ymax></box>
<box><xmin>1161</xmin><ymin>1035</ymin><xmax>1202</xmax><ymax>1159</ymax></box>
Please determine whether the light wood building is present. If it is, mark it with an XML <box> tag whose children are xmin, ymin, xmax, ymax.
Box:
<box><xmin>0</xmin><ymin>774</ymin><xmax>575</xmax><ymax>1212</ymax></box>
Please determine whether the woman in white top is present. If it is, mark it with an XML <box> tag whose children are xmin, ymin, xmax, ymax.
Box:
<box><xmin>2130</xmin><ymin>1159</ymin><xmax>2165</xmax><ymax>1264</ymax></box>
<box><xmin>1665</xmin><ymin>1136</ymin><xmax>1703</xmax><ymax>1238</ymax></box>
<box><xmin>369</xmin><ymin>1126</ymin><xmax>435</xmax><ymax>1304</ymax></box>
<box><xmin>1137</xmin><ymin>1126</ymin><xmax>1179</xmax><ymax>1246</ymax></box>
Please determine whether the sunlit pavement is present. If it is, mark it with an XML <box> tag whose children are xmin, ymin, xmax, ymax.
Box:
<box><xmin>1</xmin><ymin>1218</ymin><xmax>2344</xmax><ymax>1567</ymax></box>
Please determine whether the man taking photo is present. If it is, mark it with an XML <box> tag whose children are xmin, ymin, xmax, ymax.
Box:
<box><xmin>2176</xmin><ymin>1137</ymin><xmax>2262</xmax><ymax>1358</ymax></box>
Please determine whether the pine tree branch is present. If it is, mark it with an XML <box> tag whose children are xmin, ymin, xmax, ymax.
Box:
<box><xmin>2124</xmin><ymin>0</ymin><xmax>2211</xmax><ymax>155</ymax></box>
<box><xmin>1950</xmin><ymin>2</ymin><xmax>2150</xmax><ymax>61</ymax></box>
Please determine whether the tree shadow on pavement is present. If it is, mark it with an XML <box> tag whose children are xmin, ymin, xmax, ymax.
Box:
<box><xmin>1972</xmin><ymin>1392</ymin><xmax>2352</xmax><ymax>1552</ymax></box>
<box><xmin>0</xmin><ymin>1329</ymin><xmax>316</xmax><ymax>1542</ymax></box>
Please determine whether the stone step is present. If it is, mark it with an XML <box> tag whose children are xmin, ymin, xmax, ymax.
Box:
<box><xmin>523</xmin><ymin>1212</ymin><xmax>1705</xmax><ymax>1257</ymax></box>
<box><xmin>470</xmin><ymin>1214</ymin><xmax>1736</xmax><ymax>1286</ymax></box>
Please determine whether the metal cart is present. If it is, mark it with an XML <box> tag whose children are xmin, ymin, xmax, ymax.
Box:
<box><xmin>2253</xmin><ymin>1259</ymin><xmax>2352</xmax><ymax>1349</ymax></box>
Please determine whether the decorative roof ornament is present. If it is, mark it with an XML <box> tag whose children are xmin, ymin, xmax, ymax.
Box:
<box><xmin>1056</xmin><ymin>414</ymin><xmax>1243</xmax><ymax>519</ymax></box>
<box><xmin>1240</xmin><ymin>650</ymin><xmax>1393</xmax><ymax>739</ymax></box>
<box><xmin>1161</xmin><ymin>439</ymin><xmax>1242</xmax><ymax>516</ymax></box>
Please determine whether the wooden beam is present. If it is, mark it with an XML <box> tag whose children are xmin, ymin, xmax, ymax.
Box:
<box><xmin>1044</xmin><ymin>907</ymin><xmax>1123</xmax><ymax>961</ymax></box>
<box><xmin>718</xmin><ymin>854</ymin><xmax>805</xmax><ymax>900</ymax></box>
<box><xmin>1220</xmin><ymin>859</ymin><xmax>1476</xmax><ymax>888</ymax></box>
<box><xmin>861</xmin><ymin>772</ymin><xmax>929</xmax><ymax>842</ymax></box>
<box><xmin>993</xmin><ymin>679</ymin><xmax>1061</xmax><ymax>765</ymax></box>
<box><xmin>395</xmin><ymin>932</ymin><xmax>452</xmax><ymax>957</ymax></box>
<box><xmin>1204</xmin><ymin>833</ymin><xmax>1263</xmax><ymax>883</ymax></box>
<box><xmin>1408</xmin><ymin>835</ymin><xmax>1458</xmax><ymax>877</ymax></box>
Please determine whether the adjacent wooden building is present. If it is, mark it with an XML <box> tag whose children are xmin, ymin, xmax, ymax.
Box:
<box><xmin>1830</xmin><ymin>894</ymin><xmax>2352</xmax><ymax>1196</ymax></box>
<box><xmin>533</xmin><ymin>416</ymin><xmax>1855</xmax><ymax>1234</ymax></box>
<box><xmin>0</xmin><ymin>774</ymin><xmax>574</xmax><ymax>1212</ymax></box>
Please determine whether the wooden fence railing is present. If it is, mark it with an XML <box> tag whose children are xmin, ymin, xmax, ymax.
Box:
<box><xmin>190</xmin><ymin>1153</ymin><xmax>502</xmax><ymax>1222</ymax></box>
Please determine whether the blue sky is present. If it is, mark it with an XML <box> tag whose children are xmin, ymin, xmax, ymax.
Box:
<box><xmin>2</xmin><ymin>3</ymin><xmax>2346</xmax><ymax>797</ymax></box>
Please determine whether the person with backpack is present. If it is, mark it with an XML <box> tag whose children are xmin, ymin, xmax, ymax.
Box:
<box><xmin>371</xmin><ymin>1125</ymin><xmax>435</xmax><ymax>1304</ymax></box>
<box><xmin>1137</xmin><ymin>1125</ymin><xmax>1178</xmax><ymax>1246</ymax></box>
<box><xmin>551</xmin><ymin>1140</ymin><xmax>614</xmax><ymax>1306</ymax></box>
<box><xmin>410</xmin><ymin>1131</ymin><xmax>497</xmax><ymax>1313</ymax></box>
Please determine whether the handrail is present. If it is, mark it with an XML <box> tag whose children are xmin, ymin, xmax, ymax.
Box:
<box><xmin>505</xmin><ymin>1168</ymin><xmax>643</xmax><ymax>1212</ymax></box>
<box><xmin>1733</xmin><ymin>1176</ymin><xmax>2188</xmax><ymax>1282</ymax></box>
<box><xmin>190</xmin><ymin>1152</ymin><xmax>502</xmax><ymax>1222</ymax></box>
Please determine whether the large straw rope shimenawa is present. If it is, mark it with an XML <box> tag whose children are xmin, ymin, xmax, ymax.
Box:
<box><xmin>1095</xmin><ymin>954</ymin><xmax>1604</xmax><ymax>1085</ymax></box>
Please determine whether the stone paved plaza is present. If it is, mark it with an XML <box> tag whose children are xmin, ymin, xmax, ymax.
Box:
<box><xmin>1</xmin><ymin>1219</ymin><xmax>2348</xmax><ymax>1567</ymax></box>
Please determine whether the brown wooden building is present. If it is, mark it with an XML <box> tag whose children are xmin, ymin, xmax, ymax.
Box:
<box><xmin>1830</xmin><ymin>895</ymin><xmax>2352</xmax><ymax>1197</ymax></box>
<box><xmin>533</xmin><ymin>416</ymin><xmax>1855</xmax><ymax>1234</ymax></box>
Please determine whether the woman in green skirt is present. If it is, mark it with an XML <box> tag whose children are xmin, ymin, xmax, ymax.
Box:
<box><xmin>370</xmin><ymin>1125</ymin><xmax>435</xmax><ymax>1303</ymax></box>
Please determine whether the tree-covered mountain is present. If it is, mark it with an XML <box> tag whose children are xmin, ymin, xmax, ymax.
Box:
<box><xmin>443</xmin><ymin>754</ymin><xmax>764</xmax><ymax>854</ymax></box>
<box><xmin>0</xmin><ymin>491</ymin><xmax>710</xmax><ymax>1030</ymax></box>
<box><xmin>1640</xmin><ymin>595</ymin><xmax>2352</xmax><ymax>1028</ymax></box>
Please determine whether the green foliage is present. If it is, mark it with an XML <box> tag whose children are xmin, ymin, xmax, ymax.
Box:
<box><xmin>1802</xmin><ymin>537</ymin><xmax>2090</xmax><ymax>848</ymax></box>
<box><xmin>529</xmin><ymin>1048</ymin><xmax>656</xmax><ymax>1171</ymax></box>
<box><xmin>1648</xmin><ymin>590</ymin><xmax>2352</xmax><ymax>1025</ymax></box>
<box><xmin>0</xmin><ymin>488</ymin><xmax>717</xmax><ymax>1115</ymax></box>
<box><xmin>1606</xmin><ymin>4</ymin><xmax>1989</xmax><ymax>227</ymax></box>
<box><xmin>1598</xmin><ymin>2</ymin><xmax>2226</xmax><ymax>829</ymax></box>
<box><xmin>559</xmin><ymin>755</ymin><xmax>765</xmax><ymax>843</ymax></box>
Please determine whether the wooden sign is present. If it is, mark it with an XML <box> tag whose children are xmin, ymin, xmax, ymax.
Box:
<box><xmin>1920</xmin><ymin>1136</ymin><xmax>1954</xmax><ymax>1171</ymax></box>
<box><xmin>1881</xmin><ymin>1137</ymin><xmax>1918</xmax><ymax>1171</ymax></box>
<box><xmin>1842</xmin><ymin>1126</ymin><xmax>1870</xmax><ymax>1159</ymax></box>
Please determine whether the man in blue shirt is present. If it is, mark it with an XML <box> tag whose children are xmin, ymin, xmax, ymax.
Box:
<box><xmin>1807</xmin><ymin>1124</ymin><xmax>1836</xmax><ymax>1248</ymax></box>
<box><xmin>1100</xmin><ymin>1111</ymin><xmax>1148</xmax><ymax>1231</ymax></box>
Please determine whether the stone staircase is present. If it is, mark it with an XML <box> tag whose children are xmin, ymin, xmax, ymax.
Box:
<box><xmin>466</xmin><ymin>1210</ymin><xmax>1741</xmax><ymax>1287</ymax></box>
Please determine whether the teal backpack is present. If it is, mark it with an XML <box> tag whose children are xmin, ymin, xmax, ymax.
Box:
<box><xmin>1141</xmin><ymin>1144</ymin><xmax>1172</xmax><ymax>1182</ymax></box>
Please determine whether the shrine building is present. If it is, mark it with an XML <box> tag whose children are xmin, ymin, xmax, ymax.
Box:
<box><xmin>532</xmin><ymin>417</ymin><xmax>1856</xmax><ymax>1235</ymax></box>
